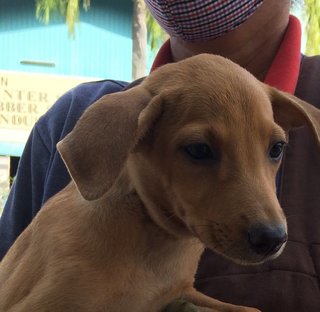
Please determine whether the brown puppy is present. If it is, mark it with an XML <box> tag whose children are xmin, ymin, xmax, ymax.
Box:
<box><xmin>1</xmin><ymin>54</ymin><xmax>320</xmax><ymax>312</ymax></box>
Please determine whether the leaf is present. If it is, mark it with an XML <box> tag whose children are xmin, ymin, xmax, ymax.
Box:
<box><xmin>66</xmin><ymin>0</ymin><xmax>79</xmax><ymax>35</ymax></box>
<box><xmin>304</xmin><ymin>0</ymin><xmax>320</xmax><ymax>55</ymax></box>
<box><xmin>35</xmin><ymin>0</ymin><xmax>89</xmax><ymax>36</ymax></box>
<box><xmin>146</xmin><ymin>10</ymin><xmax>168</xmax><ymax>51</ymax></box>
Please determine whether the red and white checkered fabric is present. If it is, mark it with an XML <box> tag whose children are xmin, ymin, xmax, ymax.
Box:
<box><xmin>145</xmin><ymin>0</ymin><xmax>263</xmax><ymax>41</ymax></box>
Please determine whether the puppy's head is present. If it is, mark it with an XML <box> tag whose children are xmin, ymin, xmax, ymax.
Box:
<box><xmin>58</xmin><ymin>54</ymin><xmax>320</xmax><ymax>265</ymax></box>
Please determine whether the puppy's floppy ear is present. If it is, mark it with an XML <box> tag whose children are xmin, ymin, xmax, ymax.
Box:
<box><xmin>57</xmin><ymin>86</ymin><xmax>162</xmax><ymax>201</ymax></box>
<box><xmin>268</xmin><ymin>86</ymin><xmax>320</xmax><ymax>145</ymax></box>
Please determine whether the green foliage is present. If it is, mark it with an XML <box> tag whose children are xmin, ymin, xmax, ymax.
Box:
<box><xmin>304</xmin><ymin>0</ymin><xmax>320</xmax><ymax>55</ymax></box>
<box><xmin>146</xmin><ymin>10</ymin><xmax>168</xmax><ymax>51</ymax></box>
<box><xmin>35</xmin><ymin>0</ymin><xmax>90</xmax><ymax>34</ymax></box>
<box><xmin>35</xmin><ymin>0</ymin><xmax>165</xmax><ymax>49</ymax></box>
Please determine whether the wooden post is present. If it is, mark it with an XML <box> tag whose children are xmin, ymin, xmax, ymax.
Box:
<box><xmin>132</xmin><ymin>0</ymin><xmax>147</xmax><ymax>80</ymax></box>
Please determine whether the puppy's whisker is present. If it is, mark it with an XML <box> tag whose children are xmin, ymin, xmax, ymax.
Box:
<box><xmin>166</xmin><ymin>212</ymin><xmax>182</xmax><ymax>221</ymax></box>
<box><xmin>193</xmin><ymin>224</ymin><xmax>212</xmax><ymax>228</ymax></box>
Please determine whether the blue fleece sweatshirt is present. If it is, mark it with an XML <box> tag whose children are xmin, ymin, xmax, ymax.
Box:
<box><xmin>0</xmin><ymin>79</ymin><xmax>128</xmax><ymax>259</ymax></box>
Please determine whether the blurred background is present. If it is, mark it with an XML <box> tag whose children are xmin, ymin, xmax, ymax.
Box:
<box><xmin>0</xmin><ymin>0</ymin><xmax>319</xmax><ymax>213</ymax></box>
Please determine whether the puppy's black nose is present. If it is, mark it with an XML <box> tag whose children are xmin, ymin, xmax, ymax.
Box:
<box><xmin>247</xmin><ymin>224</ymin><xmax>287</xmax><ymax>255</ymax></box>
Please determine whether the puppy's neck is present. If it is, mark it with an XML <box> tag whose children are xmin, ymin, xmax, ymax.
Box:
<box><xmin>140</xmin><ymin>194</ymin><xmax>195</xmax><ymax>239</ymax></box>
<box><xmin>119</xmin><ymin>166</ymin><xmax>195</xmax><ymax>240</ymax></box>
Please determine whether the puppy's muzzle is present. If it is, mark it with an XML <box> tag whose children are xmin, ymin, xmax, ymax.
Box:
<box><xmin>247</xmin><ymin>224</ymin><xmax>287</xmax><ymax>256</ymax></box>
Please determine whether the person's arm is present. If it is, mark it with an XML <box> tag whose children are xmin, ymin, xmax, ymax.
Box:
<box><xmin>0</xmin><ymin>125</ymin><xmax>52</xmax><ymax>259</ymax></box>
<box><xmin>0</xmin><ymin>80</ymin><xmax>128</xmax><ymax>260</ymax></box>
<box><xmin>0</xmin><ymin>88</ymin><xmax>76</xmax><ymax>260</ymax></box>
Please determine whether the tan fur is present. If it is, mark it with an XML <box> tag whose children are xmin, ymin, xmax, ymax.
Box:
<box><xmin>1</xmin><ymin>54</ymin><xmax>320</xmax><ymax>312</ymax></box>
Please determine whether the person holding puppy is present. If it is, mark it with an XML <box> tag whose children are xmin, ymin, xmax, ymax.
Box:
<box><xmin>1</xmin><ymin>0</ymin><xmax>319</xmax><ymax>311</ymax></box>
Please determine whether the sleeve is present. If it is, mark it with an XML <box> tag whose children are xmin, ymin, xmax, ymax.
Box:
<box><xmin>0</xmin><ymin>79</ymin><xmax>128</xmax><ymax>260</ymax></box>
<box><xmin>0</xmin><ymin>125</ymin><xmax>51</xmax><ymax>259</ymax></box>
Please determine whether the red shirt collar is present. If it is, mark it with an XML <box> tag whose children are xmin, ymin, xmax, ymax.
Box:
<box><xmin>150</xmin><ymin>15</ymin><xmax>301</xmax><ymax>95</ymax></box>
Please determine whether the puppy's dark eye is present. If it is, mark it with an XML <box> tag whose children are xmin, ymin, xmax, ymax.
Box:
<box><xmin>269</xmin><ymin>141</ymin><xmax>286</xmax><ymax>161</ymax></box>
<box><xmin>184</xmin><ymin>143</ymin><xmax>215</xmax><ymax>160</ymax></box>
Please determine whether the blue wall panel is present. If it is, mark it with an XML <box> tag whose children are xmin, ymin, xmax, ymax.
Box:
<box><xmin>0</xmin><ymin>0</ymin><xmax>133</xmax><ymax>81</ymax></box>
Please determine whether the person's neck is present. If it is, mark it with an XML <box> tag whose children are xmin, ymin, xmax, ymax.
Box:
<box><xmin>170</xmin><ymin>2</ymin><xmax>290</xmax><ymax>81</ymax></box>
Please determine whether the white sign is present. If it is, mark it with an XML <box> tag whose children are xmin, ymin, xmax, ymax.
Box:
<box><xmin>0</xmin><ymin>71</ymin><xmax>95</xmax><ymax>156</ymax></box>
